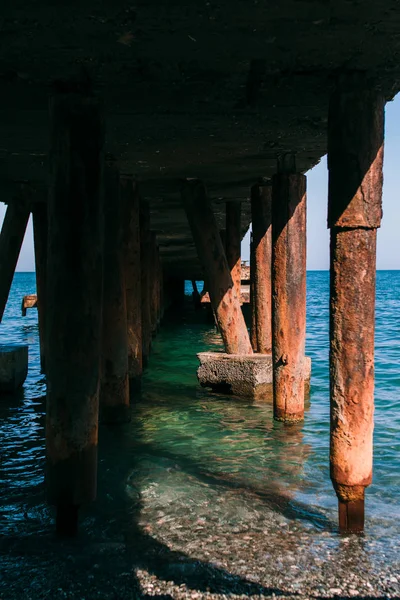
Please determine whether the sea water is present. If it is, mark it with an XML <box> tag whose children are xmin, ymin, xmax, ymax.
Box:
<box><xmin>0</xmin><ymin>272</ymin><xmax>399</xmax><ymax>550</ymax></box>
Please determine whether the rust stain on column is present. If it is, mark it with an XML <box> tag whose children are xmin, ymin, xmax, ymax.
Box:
<box><xmin>32</xmin><ymin>203</ymin><xmax>48</xmax><ymax>373</ymax></box>
<box><xmin>46</xmin><ymin>91</ymin><xmax>104</xmax><ymax>535</ymax></box>
<box><xmin>182</xmin><ymin>179</ymin><xmax>252</xmax><ymax>355</ymax></box>
<box><xmin>272</xmin><ymin>163</ymin><xmax>306</xmax><ymax>422</ymax></box>
<box><xmin>0</xmin><ymin>201</ymin><xmax>30</xmax><ymax>323</ymax></box>
<box><xmin>149</xmin><ymin>232</ymin><xmax>159</xmax><ymax>335</ymax></box>
<box><xmin>251</xmin><ymin>183</ymin><xmax>272</xmax><ymax>354</ymax></box>
<box><xmin>100</xmin><ymin>162</ymin><xmax>130</xmax><ymax>424</ymax></box>
<box><xmin>121</xmin><ymin>177</ymin><xmax>142</xmax><ymax>388</ymax></box>
<box><xmin>140</xmin><ymin>200</ymin><xmax>152</xmax><ymax>367</ymax></box>
<box><xmin>328</xmin><ymin>77</ymin><xmax>384</xmax><ymax>533</ymax></box>
<box><xmin>225</xmin><ymin>202</ymin><xmax>242</xmax><ymax>301</ymax></box>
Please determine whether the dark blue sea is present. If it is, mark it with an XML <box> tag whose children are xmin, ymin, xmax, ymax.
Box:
<box><xmin>1</xmin><ymin>272</ymin><xmax>399</xmax><ymax>581</ymax></box>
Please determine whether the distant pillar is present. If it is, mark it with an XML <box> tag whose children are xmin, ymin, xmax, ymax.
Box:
<box><xmin>164</xmin><ymin>276</ymin><xmax>185</xmax><ymax>312</ymax></box>
<box><xmin>251</xmin><ymin>183</ymin><xmax>272</xmax><ymax>354</ymax></box>
<box><xmin>226</xmin><ymin>201</ymin><xmax>242</xmax><ymax>301</ymax></box>
<box><xmin>46</xmin><ymin>91</ymin><xmax>104</xmax><ymax>535</ymax></box>
<box><xmin>0</xmin><ymin>201</ymin><xmax>30</xmax><ymax>323</ymax></box>
<box><xmin>121</xmin><ymin>177</ymin><xmax>142</xmax><ymax>389</ymax></box>
<box><xmin>100</xmin><ymin>162</ymin><xmax>130</xmax><ymax>424</ymax></box>
<box><xmin>32</xmin><ymin>203</ymin><xmax>48</xmax><ymax>373</ymax></box>
<box><xmin>328</xmin><ymin>76</ymin><xmax>384</xmax><ymax>533</ymax></box>
<box><xmin>272</xmin><ymin>154</ymin><xmax>307</xmax><ymax>422</ymax></box>
<box><xmin>182</xmin><ymin>179</ymin><xmax>252</xmax><ymax>355</ymax></box>
<box><xmin>149</xmin><ymin>232</ymin><xmax>159</xmax><ymax>335</ymax></box>
<box><xmin>140</xmin><ymin>200</ymin><xmax>152</xmax><ymax>367</ymax></box>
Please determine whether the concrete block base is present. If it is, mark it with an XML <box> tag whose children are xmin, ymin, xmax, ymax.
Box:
<box><xmin>197</xmin><ymin>352</ymin><xmax>311</xmax><ymax>401</ymax></box>
<box><xmin>0</xmin><ymin>345</ymin><xmax>28</xmax><ymax>393</ymax></box>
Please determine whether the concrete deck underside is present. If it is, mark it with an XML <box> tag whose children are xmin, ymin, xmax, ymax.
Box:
<box><xmin>1</xmin><ymin>1</ymin><xmax>400</xmax><ymax>278</ymax></box>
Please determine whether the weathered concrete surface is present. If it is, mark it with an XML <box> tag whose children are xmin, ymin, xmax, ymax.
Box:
<box><xmin>328</xmin><ymin>78</ymin><xmax>384</xmax><ymax>533</ymax></box>
<box><xmin>182</xmin><ymin>179</ymin><xmax>253</xmax><ymax>355</ymax></box>
<box><xmin>272</xmin><ymin>167</ymin><xmax>307</xmax><ymax>423</ymax></box>
<box><xmin>197</xmin><ymin>352</ymin><xmax>310</xmax><ymax>401</ymax></box>
<box><xmin>121</xmin><ymin>177</ymin><xmax>142</xmax><ymax>388</ymax></box>
<box><xmin>2</xmin><ymin>3</ymin><xmax>400</xmax><ymax>278</ymax></box>
<box><xmin>0</xmin><ymin>201</ymin><xmax>30</xmax><ymax>323</ymax></box>
<box><xmin>225</xmin><ymin>201</ymin><xmax>242</xmax><ymax>301</ymax></box>
<box><xmin>100</xmin><ymin>162</ymin><xmax>130</xmax><ymax>424</ymax></box>
<box><xmin>0</xmin><ymin>344</ymin><xmax>28</xmax><ymax>393</ymax></box>
<box><xmin>46</xmin><ymin>91</ymin><xmax>104</xmax><ymax>535</ymax></box>
<box><xmin>251</xmin><ymin>183</ymin><xmax>272</xmax><ymax>354</ymax></box>
<box><xmin>21</xmin><ymin>294</ymin><xmax>37</xmax><ymax>315</ymax></box>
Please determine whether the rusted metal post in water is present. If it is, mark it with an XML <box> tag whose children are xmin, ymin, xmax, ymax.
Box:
<box><xmin>272</xmin><ymin>154</ymin><xmax>307</xmax><ymax>422</ymax></box>
<box><xmin>182</xmin><ymin>179</ymin><xmax>252</xmax><ymax>355</ymax></box>
<box><xmin>32</xmin><ymin>202</ymin><xmax>47</xmax><ymax>373</ymax></box>
<box><xmin>46</xmin><ymin>90</ymin><xmax>104</xmax><ymax>535</ymax></box>
<box><xmin>225</xmin><ymin>201</ymin><xmax>242</xmax><ymax>301</ymax></box>
<box><xmin>328</xmin><ymin>76</ymin><xmax>384</xmax><ymax>533</ymax></box>
<box><xmin>100</xmin><ymin>161</ymin><xmax>130</xmax><ymax>424</ymax></box>
<box><xmin>251</xmin><ymin>182</ymin><xmax>272</xmax><ymax>354</ymax></box>
<box><xmin>0</xmin><ymin>201</ymin><xmax>30</xmax><ymax>323</ymax></box>
<box><xmin>121</xmin><ymin>176</ymin><xmax>142</xmax><ymax>389</ymax></box>
<box><xmin>140</xmin><ymin>200</ymin><xmax>152</xmax><ymax>367</ymax></box>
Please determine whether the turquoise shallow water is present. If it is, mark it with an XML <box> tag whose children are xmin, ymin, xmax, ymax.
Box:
<box><xmin>0</xmin><ymin>271</ymin><xmax>399</xmax><ymax>548</ymax></box>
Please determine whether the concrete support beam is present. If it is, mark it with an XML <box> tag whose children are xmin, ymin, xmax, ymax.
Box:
<box><xmin>32</xmin><ymin>203</ymin><xmax>47</xmax><ymax>373</ymax></box>
<box><xmin>250</xmin><ymin>183</ymin><xmax>272</xmax><ymax>354</ymax></box>
<box><xmin>328</xmin><ymin>76</ymin><xmax>384</xmax><ymax>533</ymax></box>
<box><xmin>121</xmin><ymin>177</ymin><xmax>142</xmax><ymax>388</ymax></box>
<box><xmin>140</xmin><ymin>200</ymin><xmax>152</xmax><ymax>367</ymax></box>
<box><xmin>272</xmin><ymin>156</ymin><xmax>307</xmax><ymax>422</ymax></box>
<box><xmin>0</xmin><ymin>202</ymin><xmax>30</xmax><ymax>323</ymax></box>
<box><xmin>225</xmin><ymin>201</ymin><xmax>242</xmax><ymax>300</ymax></box>
<box><xmin>100</xmin><ymin>162</ymin><xmax>130</xmax><ymax>424</ymax></box>
<box><xmin>182</xmin><ymin>179</ymin><xmax>252</xmax><ymax>355</ymax></box>
<box><xmin>46</xmin><ymin>91</ymin><xmax>104</xmax><ymax>536</ymax></box>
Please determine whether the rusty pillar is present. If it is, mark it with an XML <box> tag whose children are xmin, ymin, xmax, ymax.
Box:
<box><xmin>121</xmin><ymin>177</ymin><xmax>142</xmax><ymax>389</ymax></box>
<box><xmin>32</xmin><ymin>203</ymin><xmax>48</xmax><ymax>373</ymax></box>
<box><xmin>149</xmin><ymin>232</ymin><xmax>159</xmax><ymax>335</ymax></box>
<box><xmin>250</xmin><ymin>232</ymin><xmax>257</xmax><ymax>351</ymax></box>
<box><xmin>140</xmin><ymin>200</ymin><xmax>152</xmax><ymax>367</ymax></box>
<box><xmin>272</xmin><ymin>155</ymin><xmax>307</xmax><ymax>422</ymax></box>
<box><xmin>182</xmin><ymin>179</ymin><xmax>252</xmax><ymax>355</ymax></box>
<box><xmin>328</xmin><ymin>77</ymin><xmax>384</xmax><ymax>533</ymax></box>
<box><xmin>100</xmin><ymin>162</ymin><xmax>130</xmax><ymax>424</ymax></box>
<box><xmin>46</xmin><ymin>91</ymin><xmax>104</xmax><ymax>535</ymax></box>
<box><xmin>226</xmin><ymin>201</ymin><xmax>242</xmax><ymax>301</ymax></box>
<box><xmin>0</xmin><ymin>201</ymin><xmax>30</xmax><ymax>323</ymax></box>
<box><xmin>251</xmin><ymin>183</ymin><xmax>272</xmax><ymax>354</ymax></box>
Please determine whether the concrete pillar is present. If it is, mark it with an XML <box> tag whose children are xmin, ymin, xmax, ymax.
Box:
<box><xmin>251</xmin><ymin>183</ymin><xmax>272</xmax><ymax>354</ymax></box>
<box><xmin>100</xmin><ymin>162</ymin><xmax>130</xmax><ymax>424</ymax></box>
<box><xmin>182</xmin><ymin>179</ymin><xmax>252</xmax><ymax>355</ymax></box>
<box><xmin>32</xmin><ymin>203</ymin><xmax>47</xmax><ymax>372</ymax></box>
<box><xmin>121</xmin><ymin>177</ymin><xmax>142</xmax><ymax>389</ymax></box>
<box><xmin>0</xmin><ymin>201</ymin><xmax>30</xmax><ymax>323</ymax></box>
<box><xmin>272</xmin><ymin>155</ymin><xmax>307</xmax><ymax>422</ymax></box>
<box><xmin>164</xmin><ymin>276</ymin><xmax>185</xmax><ymax>313</ymax></box>
<box><xmin>46</xmin><ymin>91</ymin><xmax>104</xmax><ymax>535</ymax></box>
<box><xmin>226</xmin><ymin>201</ymin><xmax>242</xmax><ymax>301</ymax></box>
<box><xmin>140</xmin><ymin>200</ymin><xmax>152</xmax><ymax>367</ymax></box>
<box><xmin>149</xmin><ymin>232</ymin><xmax>159</xmax><ymax>335</ymax></box>
<box><xmin>328</xmin><ymin>76</ymin><xmax>384</xmax><ymax>533</ymax></box>
<box><xmin>250</xmin><ymin>232</ymin><xmax>257</xmax><ymax>351</ymax></box>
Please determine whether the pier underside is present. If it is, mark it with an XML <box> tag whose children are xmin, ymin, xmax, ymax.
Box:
<box><xmin>0</xmin><ymin>1</ymin><xmax>399</xmax><ymax>538</ymax></box>
<box><xmin>1</xmin><ymin>0</ymin><xmax>400</xmax><ymax>277</ymax></box>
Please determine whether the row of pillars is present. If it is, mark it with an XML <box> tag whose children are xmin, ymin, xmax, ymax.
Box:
<box><xmin>182</xmin><ymin>75</ymin><xmax>384</xmax><ymax>533</ymax></box>
<box><xmin>0</xmin><ymin>91</ymin><xmax>180</xmax><ymax>535</ymax></box>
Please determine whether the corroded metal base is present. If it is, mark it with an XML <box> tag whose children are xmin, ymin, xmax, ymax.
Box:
<box><xmin>338</xmin><ymin>499</ymin><xmax>365</xmax><ymax>534</ymax></box>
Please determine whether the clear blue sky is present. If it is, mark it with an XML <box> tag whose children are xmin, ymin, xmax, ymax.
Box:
<box><xmin>1</xmin><ymin>95</ymin><xmax>399</xmax><ymax>271</ymax></box>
